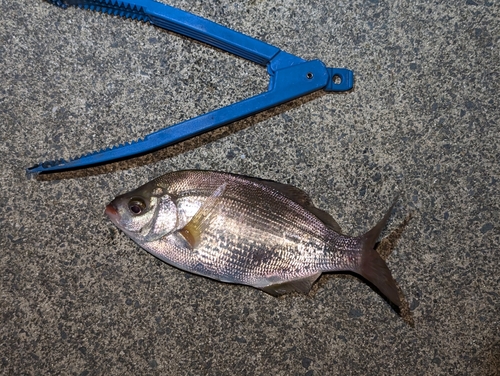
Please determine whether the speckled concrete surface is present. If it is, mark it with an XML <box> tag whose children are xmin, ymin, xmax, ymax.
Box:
<box><xmin>1</xmin><ymin>0</ymin><xmax>499</xmax><ymax>375</ymax></box>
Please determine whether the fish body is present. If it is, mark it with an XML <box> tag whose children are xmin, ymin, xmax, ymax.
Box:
<box><xmin>106</xmin><ymin>170</ymin><xmax>401</xmax><ymax>307</ymax></box>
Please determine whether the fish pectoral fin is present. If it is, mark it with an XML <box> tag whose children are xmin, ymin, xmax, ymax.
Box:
<box><xmin>178</xmin><ymin>183</ymin><xmax>227</xmax><ymax>249</ymax></box>
<box><xmin>261</xmin><ymin>273</ymin><xmax>321</xmax><ymax>296</ymax></box>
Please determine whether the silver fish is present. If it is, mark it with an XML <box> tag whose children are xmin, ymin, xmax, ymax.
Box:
<box><xmin>105</xmin><ymin>170</ymin><xmax>401</xmax><ymax>307</ymax></box>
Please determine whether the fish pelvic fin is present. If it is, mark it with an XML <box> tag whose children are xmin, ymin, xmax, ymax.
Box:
<box><xmin>357</xmin><ymin>201</ymin><xmax>401</xmax><ymax>308</ymax></box>
<box><xmin>179</xmin><ymin>183</ymin><xmax>227</xmax><ymax>248</ymax></box>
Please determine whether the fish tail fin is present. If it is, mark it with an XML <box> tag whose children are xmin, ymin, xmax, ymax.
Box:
<box><xmin>356</xmin><ymin>202</ymin><xmax>401</xmax><ymax>307</ymax></box>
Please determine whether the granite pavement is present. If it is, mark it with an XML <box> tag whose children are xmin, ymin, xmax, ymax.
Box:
<box><xmin>1</xmin><ymin>0</ymin><xmax>499</xmax><ymax>374</ymax></box>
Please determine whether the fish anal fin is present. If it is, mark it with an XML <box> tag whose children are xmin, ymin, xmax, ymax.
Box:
<box><xmin>178</xmin><ymin>183</ymin><xmax>226</xmax><ymax>249</ymax></box>
<box><xmin>261</xmin><ymin>273</ymin><xmax>321</xmax><ymax>296</ymax></box>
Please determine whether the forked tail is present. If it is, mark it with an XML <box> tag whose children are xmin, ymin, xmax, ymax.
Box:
<box><xmin>356</xmin><ymin>202</ymin><xmax>401</xmax><ymax>307</ymax></box>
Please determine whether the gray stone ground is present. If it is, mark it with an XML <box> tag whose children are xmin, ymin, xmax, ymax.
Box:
<box><xmin>1</xmin><ymin>0</ymin><xmax>499</xmax><ymax>375</ymax></box>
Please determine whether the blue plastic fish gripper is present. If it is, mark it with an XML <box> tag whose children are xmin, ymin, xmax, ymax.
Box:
<box><xmin>27</xmin><ymin>0</ymin><xmax>354</xmax><ymax>175</ymax></box>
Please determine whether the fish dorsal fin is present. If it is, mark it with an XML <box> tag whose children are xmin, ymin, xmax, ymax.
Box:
<box><xmin>178</xmin><ymin>183</ymin><xmax>226</xmax><ymax>249</ymax></box>
<box><xmin>246</xmin><ymin>177</ymin><xmax>342</xmax><ymax>233</ymax></box>
<box><xmin>246</xmin><ymin>176</ymin><xmax>312</xmax><ymax>206</ymax></box>
<box><xmin>261</xmin><ymin>273</ymin><xmax>321</xmax><ymax>296</ymax></box>
<box><xmin>305</xmin><ymin>206</ymin><xmax>342</xmax><ymax>234</ymax></box>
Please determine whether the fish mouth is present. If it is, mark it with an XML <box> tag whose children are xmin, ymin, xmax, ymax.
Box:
<box><xmin>105</xmin><ymin>202</ymin><xmax>120</xmax><ymax>222</ymax></box>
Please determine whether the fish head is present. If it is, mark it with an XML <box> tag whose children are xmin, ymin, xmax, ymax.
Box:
<box><xmin>105</xmin><ymin>182</ymin><xmax>178</xmax><ymax>242</ymax></box>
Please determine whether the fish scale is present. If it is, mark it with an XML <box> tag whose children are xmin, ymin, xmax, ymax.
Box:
<box><xmin>106</xmin><ymin>170</ymin><xmax>402</xmax><ymax>308</ymax></box>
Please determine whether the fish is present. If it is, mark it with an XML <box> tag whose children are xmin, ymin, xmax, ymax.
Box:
<box><xmin>105</xmin><ymin>170</ymin><xmax>401</xmax><ymax>307</ymax></box>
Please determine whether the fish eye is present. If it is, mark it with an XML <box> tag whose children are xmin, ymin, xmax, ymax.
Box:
<box><xmin>128</xmin><ymin>198</ymin><xmax>146</xmax><ymax>215</ymax></box>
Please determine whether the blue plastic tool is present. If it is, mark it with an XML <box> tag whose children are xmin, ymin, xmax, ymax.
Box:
<box><xmin>27</xmin><ymin>0</ymin><xmax>354</xmax><ymax>175</ymax></box>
